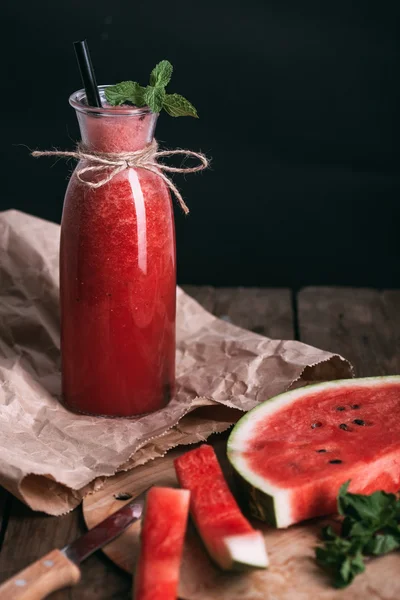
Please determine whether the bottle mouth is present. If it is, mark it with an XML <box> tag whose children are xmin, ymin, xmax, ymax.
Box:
<box><xmin>69</xmin><ymin>85</ymin><xmax>152</xmax><ymax>117</ymax></box>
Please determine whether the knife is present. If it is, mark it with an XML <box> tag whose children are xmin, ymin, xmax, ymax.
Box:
<box><xmin>0</xmin><ymin>487</ymin><xmax>149</xmax><ymax>600</ymax></box>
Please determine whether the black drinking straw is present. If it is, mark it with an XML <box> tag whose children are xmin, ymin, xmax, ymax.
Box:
<box><xmin>73</xmin><ymin>39</ymin><xmax>102</xmax><ymax>107</ymax></box>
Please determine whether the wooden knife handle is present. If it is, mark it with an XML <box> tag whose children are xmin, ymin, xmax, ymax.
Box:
<box><xmin>0</xmin><ymin>549</ymin><xmax>81</xmax><ymax>599</ymax></box>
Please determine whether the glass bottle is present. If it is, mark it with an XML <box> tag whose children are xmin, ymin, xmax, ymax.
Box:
<box><xmin>60</xmin><ymin>87</ymin><xmax>176</xmax><ymax>416</ymax></box>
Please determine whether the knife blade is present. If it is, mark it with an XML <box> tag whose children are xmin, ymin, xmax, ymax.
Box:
<box><xmin>0</xmin><ymin>487</ymin><xmax>149</xmax><ymax>600</ymax></box>
<box><xmin>63</xmin><ymin>487</ymin><xmax>148</xmax><ymax>564</ymax></box>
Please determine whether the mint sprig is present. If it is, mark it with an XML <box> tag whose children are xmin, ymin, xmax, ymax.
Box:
<box><xmin>316</xmin><ymin>482</ymin><xmax>400</xmax><ymax>588</ymax></box>
<box><xmin>144</xmin><ymin>85</ymin><xmax>166</xmax><ymax>113</ymax></box>
<box><xmin>104</xmin><ymin>60</ymin><xmax>198</xmax><ymax>118</ymax></box>
<box><xmin>163</xmin><ymin>93</ymin><xmax>198</xmax><ymax>117</ymax></box>
<box><xmin>104</xmin><ymin>81</ymin><xmax>145</xmax><ymax>107</ymax></box>
<box><xmin>149</xmin><ymin>60</ymin><xmax>173</xmax><ymax>88</ymax></box>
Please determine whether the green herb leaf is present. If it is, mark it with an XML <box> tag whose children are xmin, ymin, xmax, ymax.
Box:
<box><xmin>143</xmin><ymin>85</ymin><xmax>166</xmax><ymax>113</ymax></box>
<box><xmin>338</xmin><ymin>551</ymin><xmax>365</xmax><ymax>588</ymax></box>
<box><xmin>316</xmin><ymin>482</ymin><xmax>400</xmax><ymax>589</ymax></box>
<box><xmin>337</xmin><ymin>480</ymin><xmax>351</xmax><ymax>512</ymax></box>
<box><xmin>106</xmin><ymin>61</ymin><xmax>199</xmax><ymax>117</ymax></box>
<box><xmin>364</xmin><ymin>533</ymin><xmax>400</xmax><ymax>555</ymax></box>
<box><xmin>105</xmin><ymin>81</ymin><xmax>146</xmax><ymax>107</ymax></box>
<box><xmin>104</xmin><ymin>81</ymin><xmax>133</xmax><ymax>105</ymax></box>
<box><xmin>316</xmin><ymin>538</ymin><xmax>365</xmax><ymax>588</ymax></box>
<box><xmin>149</xmin><ymin>60</ymin><xmax>173</xmax><ymax>88</ymax></box>
<box><xmin>321</xmin><ymin>525</ymin><xmax>338</xmax><ymax>541</ymax></box>
<box><xmin>163</xmin><ymin>93</ymin><xmax>199</xmax><ymax>118</ymax></box>
<box><xmin>339</xmin><ymin>484</ymin><xmax>397</xmax><ymax>526</ymax></box>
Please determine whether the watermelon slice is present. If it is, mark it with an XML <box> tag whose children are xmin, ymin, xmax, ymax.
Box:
<box><xmin>227</xmin><ymin>376</ymin><xmax>400</xmax><ymax>529</ymax></box>
<box><xmin>134</xmin><ymin>487</ymin><xmax>190</xmax><ymax>600</ymax></box>
<box><xmin>174</xmin><ymin>444</ymin><xmax>269</xmax><ymax>571</ymax></box>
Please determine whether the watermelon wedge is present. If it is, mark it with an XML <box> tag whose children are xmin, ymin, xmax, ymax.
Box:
<box><xmin>174</xmin><ymin>444</ymin><xmax>269</xmax><ymax>571</ymax></box>
<box><xmin>134</xmin><ymin>487</ymin><xmax>190</xmax><ymax>600</ymax></box>
<box><xmin>227</xmin><ymin>376</ymin><xmax>400</xmax><ymax>529</ymax></box>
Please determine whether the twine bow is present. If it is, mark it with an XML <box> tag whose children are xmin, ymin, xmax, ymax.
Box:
<box><xmin>32</xmin><ymin>139</ymin><xmax>209</xmax><ymax>214</ymax></box>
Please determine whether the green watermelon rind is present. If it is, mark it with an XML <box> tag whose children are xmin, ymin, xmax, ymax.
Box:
<box><xmin>227</xmin><ymin>376</ymin><xmax>400</xmax><ymax>528</ymax></box>
<box><xmin>235</xmin><ymin>471</ymin><xmax>279</xmax><ymax>527</ymax></box>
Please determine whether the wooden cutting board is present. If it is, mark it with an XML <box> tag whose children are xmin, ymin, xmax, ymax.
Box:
<box><xmin>83</xmin><ymin>441</ymin><xmax>400</xmax><ymax>600</ymax></box>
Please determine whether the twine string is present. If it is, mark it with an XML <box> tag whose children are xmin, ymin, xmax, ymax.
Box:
<box><xmin>32</xmin><ymin>139</ymin><xmax>209</xmax><ymax>214</ymax></box>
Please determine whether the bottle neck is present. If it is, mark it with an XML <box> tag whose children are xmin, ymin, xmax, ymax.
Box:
<box><xmin>76</xmin><ymin>111</ymin><xmax>158</xmax><ymax>153</ymax></box>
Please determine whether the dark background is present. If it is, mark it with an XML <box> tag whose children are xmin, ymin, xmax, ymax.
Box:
<box><xmin>2</xmin><ymin>1</ymin><xmax>399</xmax><ymax>287</ymax></box>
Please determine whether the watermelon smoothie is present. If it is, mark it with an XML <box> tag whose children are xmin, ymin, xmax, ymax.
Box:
<box><xmin>60</xmin><ymin>88</ymin><xmax>176</xmax><ymax>416</ymax></box>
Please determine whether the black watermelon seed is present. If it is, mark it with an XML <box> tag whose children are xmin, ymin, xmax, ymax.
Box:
<box><xmin>329</xmin><ymin>459</ymin><xmax>342</xmax><ymax>464</ymax></box>
<box><xmin>351</xmin><ymin>404</ymin><xmax>360</xmax><ymax>409</ymax></box>
<box><xmin>353</xmin><ymin>419</ymin><xmax>365</xmax><ymax>426</ymax></box>
<box><xmin>311</xmin><ymin>422</ymin><xmax>322</xmax><ymax>429</ymax></box>
<box><xmin>336</xmin><ymin>406</ymin><xmax>346</xmax><ymax>411</ymax></box>
<box><xmin>339</xmin><ymin>424</ymin><xmax>350</xmax><ymax>431</ymax></box>
<box><xmin>316</xmin><ymin>449</ymin><xmax>327</xmax><ymax>453</ymax></box>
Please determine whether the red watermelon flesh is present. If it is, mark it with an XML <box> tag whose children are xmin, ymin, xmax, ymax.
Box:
<box><xmin>134</xmin><ymin>487</ymin><xmax>190</xmax><ymax>600</ymax></box>
<box><xmin>174</xmin><ymin>444</ymin><xmax>268</xmax><ymax>570</ymax></box>
<box><xmin>228</xmin><ymin>376</ymin><xmax>400</xmax><ymax>528</ymax></box>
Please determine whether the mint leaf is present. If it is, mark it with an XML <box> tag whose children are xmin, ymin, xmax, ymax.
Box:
<box><xmin>149</xmin><ymin>60</ymin><xmax>173</xmax><ymax>88</ymax></box>
<box><xmin>105</xmin><ymin>81</ymin><xmax>146</xmax><ymax>107</ymax></box>
<box><xmin>339</xmin><ymin>486</ymin><xmax>397</xmax><ymax>527</ymax></box>
<box><xmin>365</xmin><ymin>533</ymin><xmax>400</xmax><ymax>556</ymax></box>
<box><xmin>337</xmin><ymin>480</ymin><xmax>351</xmax><ymax>511</ymax></box>
<box><xmin>338</xmin><ymin>551</ymin><xmax>365</xmax><ymax>588</ymax></box>
<box><xmin>316</xmin><ymin>483</ymin><xmax>400</xmax><ymax>588</ymax></box>
<box><xmin>106</xmin><ymin>61</ymin><xmax>199</xmax><ymax>117</ymax></box>
<box><xmin>143</xmin><ymin>85</ymin><xmax>166</xmax><ymax>113</ymax></box>
<box><xmin>342</xmin><ymin>518</ymin><xmax>377</xmax><ymax>538</ymax></box>
<box><xmin>321</xmin><ymin>525</ymin><xmax>338</xmax><ymax>541</ymax></box>
<box><xmin>316</xmin><ymin>539</ymin><xmax>365</xmax><ymax>588</ymax></box>
<box><xmin>163</xmin><ymin>93</ymin><xmax>198</xmax><ymax>118</ymax></box>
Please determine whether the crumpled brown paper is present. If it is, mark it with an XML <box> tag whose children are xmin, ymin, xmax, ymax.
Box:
<box><xmin>0</xmin><ymin>210</ymin><xmax>353</xmax><ymax>515</ymax></box>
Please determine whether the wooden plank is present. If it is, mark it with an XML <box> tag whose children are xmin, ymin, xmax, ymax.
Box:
<box><xmin>0</xmin><ymin>489</ymin><xmax>10</xmax><ymax>552</ymax></box>
<box><xmin>382</xmin><ymin>290</ymin><xmax>400</xmax><ymax>374</ymax></box>
<box><xmin>0</xmin><ymin>500</ymin><xmax>130</xmax><ymax>599</ymax></box>
<box><xmin>383</xmin><ymin>290</ymin><xmax>400</xmax><ymax>341</ymax></box>
<box><xmin>181</xmin><ymin>285</ymin><xmax>216</xmax><ymax>314</ymax></box>
<box><xmin>213</xmin><ymin>287</ymin><xmax>294</xmax><ymax>339</ymax></box>
<box><xmin>0</xmin><ymin>500</ymin><xmax>79</xmax><ymax>599</ymax></box>
<box><xmin>297</xmin><ymin>286</ymin><xmax>400</xmax><ymax>375</ymax></box>
<box><xmin>182</xmin><ymin>286</ymin><xmax>294</xmax><ymax>340</ymax></box>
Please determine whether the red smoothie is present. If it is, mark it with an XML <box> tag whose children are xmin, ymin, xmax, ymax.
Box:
<box><xmin>60</xmin><ymin>89</ymin><xmax>176</xmax><ymax>416</ymax></box>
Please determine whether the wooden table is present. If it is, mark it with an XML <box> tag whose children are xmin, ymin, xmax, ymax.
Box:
<box><xmin>0</xmin><ymin>286</ymin><xmax>399</xmax><ymax>599</ymax></box>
